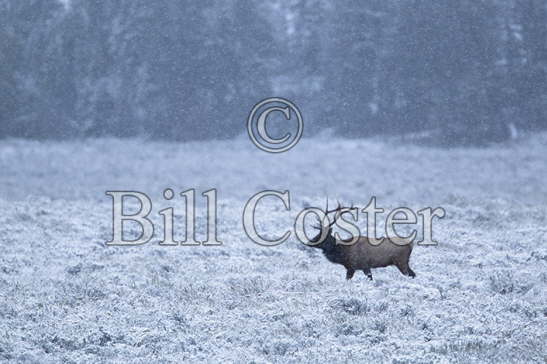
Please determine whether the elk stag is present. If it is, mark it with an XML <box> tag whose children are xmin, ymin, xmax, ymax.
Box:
<box><xmin>307</xmin><ymin>201</ymin><xmax>416</xmax><ymax>280</ymax></box>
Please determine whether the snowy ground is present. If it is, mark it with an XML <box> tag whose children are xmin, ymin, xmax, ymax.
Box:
<box><xmin>0</xmin><ymin>133</ymin><xmax>546</xmax><ymax>363</ymax></box>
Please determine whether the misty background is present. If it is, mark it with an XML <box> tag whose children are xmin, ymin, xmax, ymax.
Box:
<box><xmin>1</xmin><ymin>2</ymin><xmax>547</xmax><ymax>362</ymax></box>
<box><xmin>1</xmin><ymin>0</ymin><xmax>546</xmax><ymax>145</ymax></box>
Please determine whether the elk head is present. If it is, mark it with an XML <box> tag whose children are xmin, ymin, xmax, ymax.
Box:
<box><xmin>308</xmin><ymin>200</ymin><xmax>352</xmax><ymax>248</ymax></box>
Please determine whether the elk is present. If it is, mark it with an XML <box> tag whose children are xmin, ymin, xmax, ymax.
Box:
<box><xmin>307</xmin><ymin>201</ymin><xmax>416</xmax><ymax>280</ymax></box>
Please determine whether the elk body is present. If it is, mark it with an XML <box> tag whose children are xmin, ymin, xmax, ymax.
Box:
<box><xmin>308</xmin><ymin>203</ymin><xmax>416</xmax><ymax>280</ymax></box>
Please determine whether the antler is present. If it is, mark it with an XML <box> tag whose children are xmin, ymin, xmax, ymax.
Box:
<box><xmin>311</xmin><ymin>198</ymin><xmax>332</xmax><ymax>230</ymax></box>
<box><xmin>325</xmin><ymin>200</ymin><xmax>342</xmax><ymax>215</ymax></box>
<box><xmin>313</xmin><ymin>199</ymin><xmax>355</xmax><ymax>230</ymax></box>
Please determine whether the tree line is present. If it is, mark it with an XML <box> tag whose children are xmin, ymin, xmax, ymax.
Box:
<box><xmin>1</xmin><ymin>0</ymin><xmax>546</xmax><ymax>144</ymax></box>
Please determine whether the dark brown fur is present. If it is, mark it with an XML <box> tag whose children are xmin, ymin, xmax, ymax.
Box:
<box><xmin>308</xmin><ymin>225</ymin><xmax>416</xmax><ymax>281</ymax></box>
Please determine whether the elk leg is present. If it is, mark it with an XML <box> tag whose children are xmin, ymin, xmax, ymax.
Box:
<box><xmin>407</xmin><ymin>267</ymin><xmax>416</xmax><ymax>278</ymax></box>
<box><xmin>394</xmin><ymin>259</ymin><xmax>413</xmax><ymax>277</ymax></box>
<box><xmin>345</xmin><ymin>268</ymin><xmax>355</xmax><ymax>280</ymax></box>
<box><xmin>363</xmin><ymin>268</ymin><xmax>373</xmax><ymax>280</ymax></box>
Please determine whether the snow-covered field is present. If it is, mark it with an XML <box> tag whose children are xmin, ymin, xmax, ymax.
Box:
<box><xmin>0</xmin><ymin>134</ymin><xmax>546</xmax><ymax>363</ymax></box>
